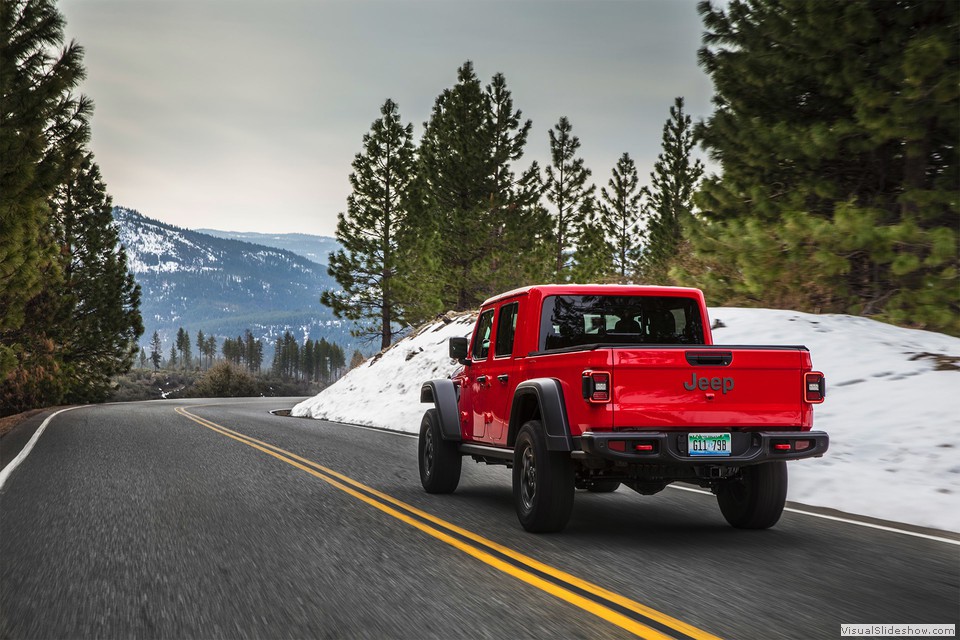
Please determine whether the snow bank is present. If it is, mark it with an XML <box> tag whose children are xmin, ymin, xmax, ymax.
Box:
<box><xmin>293</xmin><ymin>308</ymin><xmax>960</xmax><ymax>532</ymax></box>
<box><xmin>292</xmin><ymin>314</ymin><xmax>473</xmax><ymax>432</ymax></box>
<box><xmin>709</xmin><ymin>308</ymin><xmax>960</xmax><ymax>532</ymax></box>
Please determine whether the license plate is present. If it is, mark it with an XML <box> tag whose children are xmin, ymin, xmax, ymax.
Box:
<box><xmin>688</xmin><ymin>433</ymin><xmax>732</xmax><ymax>457</ymax></box>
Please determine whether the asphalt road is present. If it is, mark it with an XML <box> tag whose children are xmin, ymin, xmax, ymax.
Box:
<box><xmin>1</xmin><ymin>398</ymin><xmax>957</xmax><ymax>639</ymax></box>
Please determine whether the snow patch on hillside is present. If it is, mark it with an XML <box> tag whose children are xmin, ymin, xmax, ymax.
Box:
<box><xmin>118</xmin><ymin>218</ymin><xmax>220</xmax><ymax>274</ymax></box>
<box><xmin>293</xmin><ymin>308</ymin><xmax>960</xmax><ymax>532</ymax></box>
<box><xmin>293</xmin><ymin>314</ymin><xmax>473</xmax><ymax>429</ymax></box>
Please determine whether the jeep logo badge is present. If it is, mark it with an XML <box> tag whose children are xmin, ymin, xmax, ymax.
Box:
<box><xmin>684</xmin><ymin>373</ymin><xmax>734</xmax><ymax>394</ymax></box>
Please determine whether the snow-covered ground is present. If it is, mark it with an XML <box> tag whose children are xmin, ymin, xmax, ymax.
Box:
<box><xmin>293</xmin><ymin>308</ymin><xmax>960</xmax><ymax>532</ymax></box>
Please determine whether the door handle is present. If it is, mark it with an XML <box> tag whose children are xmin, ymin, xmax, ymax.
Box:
<box><xmin>497</xmin><ymin>374</ymin><xmax>509</xmax><ymax>384</ymax></box>
<box><xmin>476</xmin><ymin>375</ymin><xmax>487</xmax><ymax>385</ymax></box>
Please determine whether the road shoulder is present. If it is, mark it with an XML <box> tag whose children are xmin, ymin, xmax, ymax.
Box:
<box><xmin>0</xmin><ymin>408</ymin><xmax>69</xmax><ymax>472</ymax></box>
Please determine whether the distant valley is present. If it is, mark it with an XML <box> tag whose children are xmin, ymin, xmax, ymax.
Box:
<box><xmin>113</xmin><ymin>207</ymin><xmax>356</xmax><ymax>358</ymax></box>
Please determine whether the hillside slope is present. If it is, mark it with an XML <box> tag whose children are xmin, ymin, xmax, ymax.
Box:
<box><xmin>293</xmin><ymin>308</ymin><xmax>960</xmax><ymax>532</ymax></box>
<box><xmin>196</xmin><ymin>229</ymin><xmax>340</xmax><ymax>266</ymax></box>
<box><xmin>114</xmin><ymin>207</ymin><xmax>352</xmax><ymax>352</ymax></box>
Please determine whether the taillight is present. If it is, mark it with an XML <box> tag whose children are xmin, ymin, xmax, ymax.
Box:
<box><xmin>582</xmin><ymin>370</ymin><xmax>611</xmax><ymax>403</ymax></box>
<box><xmin>772</xmin><ymin>439</ymin><xmax>814</xmax><ymax>453</ymax></box>
<box><xmin>804</xmin><ymin>372</ymin><xmax>825</xmax><ymax>404</ymax></box>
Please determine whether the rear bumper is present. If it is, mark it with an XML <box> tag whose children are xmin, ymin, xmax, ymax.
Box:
<box><xmin>577</xmin><ymin>430</ymin><xmax>829</xmax><ymax>466</ymax></box>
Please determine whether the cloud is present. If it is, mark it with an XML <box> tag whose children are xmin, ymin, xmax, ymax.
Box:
<box><xmin>61</xmin><ymin>0</ymin><xmax>714</xmax><ymax>235</ymax></box>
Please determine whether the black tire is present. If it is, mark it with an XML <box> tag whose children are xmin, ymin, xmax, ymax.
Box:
<box><xmin>716</xmin><ymin>461</ymin><xmax>787</xmax><ymax>529</ymax></box>
<box><xmin>418</xmin><ymin>409</ymin><xmax>461</xmax><ymax>494</ymax></box>
<box><xmin>586</xmin><ymin>480</ymin><xmax>621</xmax><ymax>493</ymax></box>
<box><xmin>513</xmin><ymin>420</ymin><xmax>574</xmax><ymax>533</ymax></box>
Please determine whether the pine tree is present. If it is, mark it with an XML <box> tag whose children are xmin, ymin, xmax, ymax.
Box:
<box><xmin>303</xmin><ymin>339</ymin><xmax>315</xmax><ymax>381</ymax></box>
<box><xmin>479</xmin><ymin>73</ymin><xmax>551</xmax><ymax>298</ymax></box>
<box><xmin>150</xmin><ymin>331</ymin><xmax>162</xmax><ymax>370</ymax></box>
<box><xmin>321</xmin><ymin>99</ymin><xmax>419</xmax><ymax>350</ymax></box>
<box><xmin>196</xmin><ymin>330</ymin><xmax>205</xmax><ymax>370</ymax></box>
<box><xmin>175</xmin><ymin>327</ymin><xmax>190</xmax><ymax>370</ymax></box>
<box><xmin>271</xmin><ymin>331</ymin><xmax>300</xmax><ymax>380</ymax></box>
<box><xmin>349</xmin><ymin>350</ymin><xmax>365</xmax><ymax>370</ymax></box>
<box><xmin>690</xmin><ymin>1</ymin><xmax>958</xmax><ymax>333</ymax></box>
<box><xmin>417</xmin><ymin>62</ymin><xmax>551</xmax><ymax>309</ymax></box>
<box><xmin>1</xmin><ymin>2</ymin><xmax>142</xmax><ymax>412</ymax></box>
<box><xmin>168</xmin><ymin>344</ymin><xmax>177</xmax><ymax>370</ymax></box>
<box><xmin>641</xmin><ymin>97</ymin><xmax>703</xmax><ymax>283</ymax></box>
<box><xmin>544</xmin><ymin>117</ymin><xmax>595</xmax><ymax>281</ymax></box>
<box><xmin>314</xmin><ymin>338</ymin><xmax>331</xmax><ymax>384</ymax></box>
<box><xmin>49</xmin><ymin>153</ymin><xmax>142</xmax><ymax>401</ymax></box>
<box><xmin>570</xmin><ymin>212</ymin><xmax>612</xmax><ymax>283</ymax></box>
<box><xmin>330</xmin><ymin>343</ymin><xmax>346</xmax><ymax>380</ymax></box>
<box><xmin>243</xmin><ymin>330</ymin><xmax>261</xmax><ymax>373</ymax></box>
<box><xmin>0</xmin><ymin>0</ymin><xmax>89</xmax><ymax>379</ymax></box>
<box><xmin>417</xmin><ymin>62</ymin><xmax>491</xmax><ymax>309</ymax></box>
<box><xmin>234</xmin><ymin>335</ymin><xmax>245</xmax><ymax>368</ymax></box>
<box><xmin>183</xmin><ymin>332</ymin><xmax>192</xmax><ymax>370</ymax></box>
<box><xmin>139</xmin><ymin>347</ymin><xmax>147</xmax><ymax>369</ymax></box>
<box><xmin>598</xmin><ymin>153</ymin><xmax>643</xmax><ymax>281</ymax></box>
<box><xmin>204</xmin><ymin>335</ymin><xmax>217</xmax><ymax>367</ymax></box>
<box><xmin>221</xmin><ymin>337</ymin><xmax>231</xmax><ymax>365</ymax></box>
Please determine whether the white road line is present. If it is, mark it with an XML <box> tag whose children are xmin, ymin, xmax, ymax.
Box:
<box><xmin>0</xmin><ymin>406</ymin><xmax>82</xmax><ymax>491</ymax></box>
<box><xmin>667</xmin><ymin>484</ymin><xmax>960</xmax><ymax>546</ymax></box>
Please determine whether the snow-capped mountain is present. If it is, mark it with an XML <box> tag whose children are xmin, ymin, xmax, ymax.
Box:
<box><xmin>113</xmin><ymin>207</ymin><xmax>354</xmax><ymax>354</ymax></box>
<box><xmin>196</xmin><ymin>229</ymin><xmax>341</xmax><ymax>266</ymax></box>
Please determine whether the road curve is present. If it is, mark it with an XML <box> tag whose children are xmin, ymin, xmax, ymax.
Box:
<box><xmin>1</xmin><ymin>398</ymin><xmax>957</xmax><ymax>639</ymax></box>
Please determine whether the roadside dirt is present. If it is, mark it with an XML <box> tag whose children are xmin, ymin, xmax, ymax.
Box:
<box><xmin>0</xmin><ymin>409</ymin><xmax>49</xmax><ymax>439</ymax></box>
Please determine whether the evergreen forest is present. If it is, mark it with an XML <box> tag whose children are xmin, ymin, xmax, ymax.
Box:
<box><xmin>324</xmin><ymin>0</ymin><xmax>958</xmax><ymax>346</ymax></box>
<box><xmin>2</xmin><ymin>0</ymin><xmax>957</xmax><ymax>418</ymax></box>
<box><xmin>1</xmin><ymin>0</ymin><xmax>143</xmax><ymax>416</ymax></box>
<box><xmin>116</xmin><ymin>328</ymin><xmax>353</xmax><ymax>401</ymax></box>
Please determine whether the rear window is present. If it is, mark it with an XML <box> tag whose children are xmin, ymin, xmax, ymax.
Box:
<box><xmin>538</xmin><ymin>295</ymin><xmax>705</xmax><ymax>351</ymax></box>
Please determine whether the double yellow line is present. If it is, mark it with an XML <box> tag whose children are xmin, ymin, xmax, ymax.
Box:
<box><xmin>175</xmin><ymin>406</ymin><xmax>722</xmax><ymax>640</ymax></box>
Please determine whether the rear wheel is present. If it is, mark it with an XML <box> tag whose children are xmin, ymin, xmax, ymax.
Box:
<box><xmin>418</xmin><ymin>409</ymin><xmax>461</xmax><ymax>493</ymax></box>
<box><xmin>716</xmin><ymin>461</ymin><xmax>787</xmax><ymax>529</ymax></box>
<box><xmin>513</xmin><ymin>421</ymin><xmax>574</xmax><ymax>532</ymax></box>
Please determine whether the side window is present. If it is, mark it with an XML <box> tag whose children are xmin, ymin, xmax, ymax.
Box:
<box><xmin>472</xmin><ymin>309</ymin><xmax>494</xmax><ymax>360</ymax></box>
<box><xmin>494</xmin><ymin>302</ymin><xmax>519</xmax><ymax>358</ymax></box>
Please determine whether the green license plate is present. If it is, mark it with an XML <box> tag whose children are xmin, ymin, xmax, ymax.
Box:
<box><xmin>688</xmin><ymin>433</ymin><xmax>732</xmax><ymax>457</ymax></box>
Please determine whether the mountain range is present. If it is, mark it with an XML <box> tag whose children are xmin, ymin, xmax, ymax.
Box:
<box><xmin>112</xmin><ymin>207</ymin><xmax>356</xmax><ymax>358</ymax></box>
<box><xmin>196</xmin><ymin>229</ymin><xmax>341</xmax><ymax>266</ymax></box>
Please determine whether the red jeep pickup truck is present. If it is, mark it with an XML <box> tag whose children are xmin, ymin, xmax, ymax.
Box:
<box><xmin>419</xmin><ymin>284</ymin><xmax>828</xmax><ymax>533</ymax></box>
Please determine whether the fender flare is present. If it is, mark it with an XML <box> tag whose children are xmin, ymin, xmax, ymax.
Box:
<box><xmin>420</xmin><ymin>379</ymin><xmax>462</xmax><ymax>441</ymax></box>
<box><xmin>509</xmin><ymin>378</ymin><xmax>573</xmax><ymax>452</ymax></box>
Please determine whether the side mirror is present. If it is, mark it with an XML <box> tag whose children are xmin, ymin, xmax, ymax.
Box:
<box><xmin>449</xmin><ymin>337</ymin><xmax>470</xmax><ymax>365</ymax></box>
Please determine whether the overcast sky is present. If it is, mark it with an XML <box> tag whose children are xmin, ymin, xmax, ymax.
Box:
<box><xmin>59</xmin><ymin>0</ymin><xmax>717</xmax><ymax>237</ymax></box>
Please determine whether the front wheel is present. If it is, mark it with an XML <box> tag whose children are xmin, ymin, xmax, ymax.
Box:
<box><xmin>716</xmin><ymin>461</ymin><xmax>787</xmax><ymax>529</ymax></box>
<box><xmin>418</xmin><ymin>409</ymin><xmax>461</xmax><ymax>493</ymax></box>
<box><xmin>513</xmin><ymin>421</ymin><xmax>574</xmax><ymax>533</ymax></box>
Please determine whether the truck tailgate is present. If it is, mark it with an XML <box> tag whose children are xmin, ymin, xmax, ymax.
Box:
<box><xmin>612</xmin><ymin>347</ymin><xmax>807</xmax><ymax>429</ymax></box>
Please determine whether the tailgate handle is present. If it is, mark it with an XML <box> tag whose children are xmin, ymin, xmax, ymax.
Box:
<box><xmin>686</xmin><ymin>351</ymin><xmax>733</xmax><ymax>366</ymax></box>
